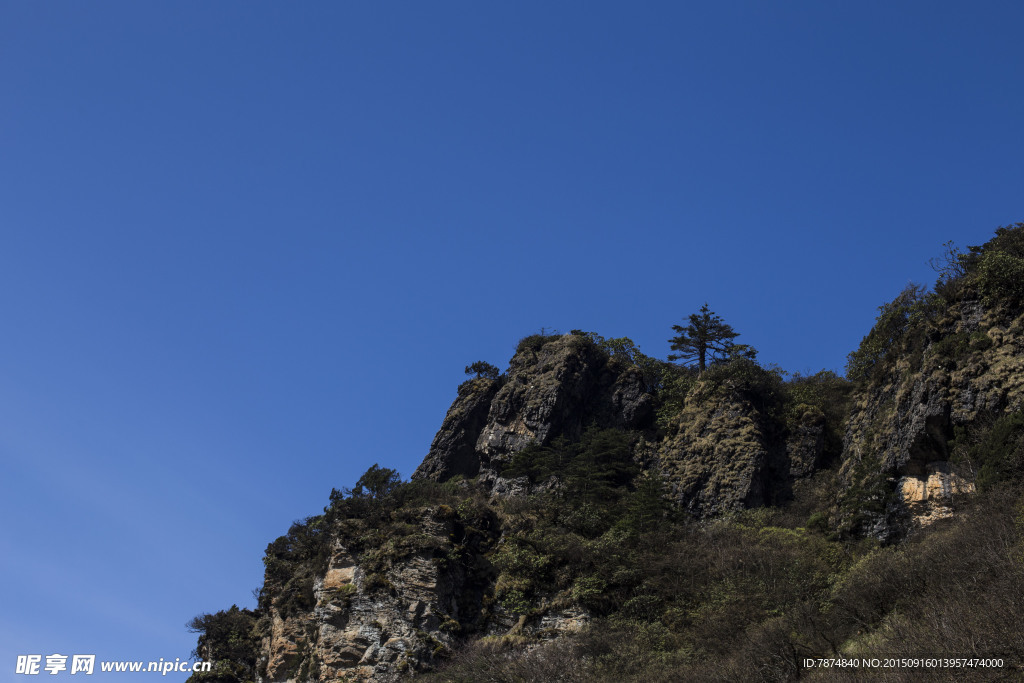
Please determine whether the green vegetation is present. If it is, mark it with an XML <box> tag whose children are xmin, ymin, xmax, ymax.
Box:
<box><xmin>501</xmin><ymin>427</ymin><xmax>639</xmax><ymax>501</ymax></box>
<box><xmin>952</xmin><ymin>411</ymin><xmax>1024</xmax><ymax>491</ymax></box>
<box><xmin>931</xmin><ymin>223</ymin><xmax>1024</xmax><ymax>310</ymax></box>
<box><xmin>786</xmin><ymin>370</ymin><xmax>853</xmax><ymax>463</ymax></box>
<box><xmin>847</xmin><ymin>223</ymin><xmax>1024</xmax><ymax>385</ymax></box>
<box><xmin>346</xmin><ymin>463</ymin><xmax>402</xmax><ymax>501</ymax></box>
<box><xmin>255</xmin><ymin>466</ymin><xmax>406</xmax><ymax>615</ymax></box>
<box><xmin>845</xmin><ymin>283</ymin><xmax>936</xmax><ymax>384</ymax></box>
<box><xmin>571</xmin><ymin>330</ymin><xmax>667</xmax><ymax>392</ymax></box>
<box><xmin>698</xmin><ymin>357</ymin><xmax>785</xmax><ymax>409</ymax></box>
<box><xmin>516</xmin><ymin>331</ymin><xmax>562</xmax><ymax>354</ymax></box>
<box><xmin>430</xmin><ymin>484</ymin><xmax>1024</xmax><ymax>682</ymax></box>
<box><xmin>971</xmin><ymin>223</ymin><xmax>1024</xmax><ymax>308</ymax></box>
<box><xmin>227</xmin><ymin>420</ymin><xmax>1016</xmax><ymax>683</ymax></box>
<box><xmin>260</xmin><ymin>514</ymin><xmax>330</xmax><ymax>617</ymax></box>
<box><xmin>189</xmin><ymin>223</ymin><xmax>1024</xmax><ymax>682</ymax></box>
<box><xmin>185</xmin><ymin>606</ymin><xmax>259</xmax><ymax>683</ymax></box>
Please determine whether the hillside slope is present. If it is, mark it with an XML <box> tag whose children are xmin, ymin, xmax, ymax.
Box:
<box><xmin>188</xmin><ymin>224</ymin><xmax>1024</xmax><ymax>682</ymax></box>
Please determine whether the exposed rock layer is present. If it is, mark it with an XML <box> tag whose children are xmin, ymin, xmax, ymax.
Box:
<box><xmin>415</xmin><ymin>335</ymin><xmax>654</xmax><ymax>482</ymax></box>
<box><xmin>199</xmin><ymin>299</ymin><xmax>1024</xmax><ymax>681</ymax></box>
<box><xmin>841</xmin><ymin>303</ymin><xmax>1024</xmax><ymax>539</ymax></box>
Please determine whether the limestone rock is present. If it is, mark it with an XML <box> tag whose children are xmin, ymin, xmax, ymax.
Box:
<box><xmin>258</xmin><ymin>511</ymin><xmax>474</xmax><ymax>682</ymax></box>
<box><xmin>414</xmin><ymin>334</ymin><xmax>655</xmax><ymax>483</ymax></box>
<box><xmin>657</xmin><ymin>384</ymin><xmax>784</xmax><ymax>516</ymax></box>
<box><xmin>897</xmin><ymin>461</ymin><xmax>976</xmax><ymax>528</ymax></box>
<box><xmin>253</xmin><ymin>500</ymin><xmax>593</xmax><ymax>682</ymax></box>
<box><xmin>840</xmin><ymin>302</ymin><xmax>1024</xmax><ymax>540</ymax></box>
<box><xmin>476</xmin><ymin>335</ymin><xmax>652</xmax><ymax>466</ymax></box>
<box><xmin>413</xmin><ymin>377</ymin><xmax>500</xmax><ymax>481</ymax></box>
<box><xmin>786</xmin><ymin>404</ymin><xmax>827</xmax><ymax>478</ymax></box>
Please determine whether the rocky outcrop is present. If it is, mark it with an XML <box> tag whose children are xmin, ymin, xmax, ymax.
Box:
<box><xmin>897</xmin><ymin>462</ymin><xmax>976</xmax><ymax>528</ymax></box>
<box><xmin>252</xmin><ymin>496</ymin><xmax>594</xmax><ymax>683</ymax></box>
<box><xmin>656</xmin><ymin>380</ymin><xmax>801</xmax><ymax>516</ymax></box>
<box><xmin>785</xmin><ymin>405</ymin><xmax>827</xmax><ymax>478</ymax></box>
<box><xmin>840</xmin><ymin>303</ymin><xmax>1024</xmax><ymax>539</ymax></box>
<box><xmin>418</xmin><ymin>335</ymin><xmax>833</xmax><ymax>518</ymax></box>
<box><xmin>257</xmin><ymin>508</ymin><xmax>495</xmax><ymax>682</ymax></box>
<box><xmin>192</xmin><ymin>226</ymin><xmax>1024</xmax><ymax>682</ymax></box>
<box><xmin>415</xmin><ymin>334</ymin><xmax>655</xmax><ymax>483</ymax></box>
<box><xmin>413</xmin><ymin>378</ymin><xmax>500</xmax><ymax>481</ymax></box>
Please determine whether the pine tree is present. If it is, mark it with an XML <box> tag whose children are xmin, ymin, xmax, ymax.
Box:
<box><xmin>668</xmin><ymin>303</ymin><xmax>739</xmax><ymax>370</ymax></box>
<box><xmin>465</xmin><ymin>361</ymin><xmax>500</xmax><ymax>380</ymax></box>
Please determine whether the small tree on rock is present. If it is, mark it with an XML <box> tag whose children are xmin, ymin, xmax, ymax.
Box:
<box><xmin>668</xmin><ymin>303</ymin><xmax>740</xmax><ymax>371</ymax></box>
<box><xmin>351</xmin><ymin>464</ymin><xmax>402</xmax><ymax>501</ymax></box>
<box><xmin>465</xmin><ymin>361</ymin><xmax>501</xmax><ymax>380</ymax></box>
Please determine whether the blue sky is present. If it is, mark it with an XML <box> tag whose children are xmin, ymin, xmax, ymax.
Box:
<box><xmin>1</xmin><ymin>2</ymin><xmax>1022</xmax><ymax>679</ymax></box>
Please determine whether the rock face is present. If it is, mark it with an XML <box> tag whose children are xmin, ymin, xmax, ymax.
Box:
<box><xmin>251</xmin><ymin>499</ymin><xmax>596</xmax><ymax>683</ymax></box>
<box><xmin>257</xmin><ymin>507</ymin><xmax>500</xmax><ymax>682</ymax></box>
<box><xmin>786</xmin><ymin>405</ymin><xmax>827</xmax><ymax>478</ymax></box>
<box><xmin>416</xmin><ymin>334</ymin><xmax>836</xmax><ymax>517</ymax></box>
<box><xmin>897</xmin><ymin>462</ymin><xmax>976</xmax><ymax>528</ymax></box>
<box><xmin>196</xmin><ymin>288</ymin><xmax>1024</xmax><ymax>681</ymax></box>
<box><xmin>658</xmin><ymin>386</ymin><xmax>778</xmax><ymax>516</ymax></box>
<box><xmin>415</xmin><ymin>334</ymin><xmax>655</xmax><ymax>483</ymax></box>
<box><xmin>840</xmin><ymin>302</ymin><xmax>1024</xmax><ymax>540</ymax></box>
<box><xmin>412</xmin><ymin>378</ymin><xmax>500</xmax><ymax>481</ymax></box>
<box><xmin>260</xmin><ymin>542</ymin><xmax>443</xmax><ymax>682</ymax></box>
<box><xmin>656</xmin><ymin>380</ymin><xmax>825</xmax><ymax>516</ymax></box>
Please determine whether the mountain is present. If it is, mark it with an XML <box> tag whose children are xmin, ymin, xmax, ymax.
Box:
<box><xmin>188</xmin><ymin>223</ymin><xmax>1024</xmax><ymax>682</ymax></box>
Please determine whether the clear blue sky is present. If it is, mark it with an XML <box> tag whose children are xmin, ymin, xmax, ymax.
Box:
<box><xmin>1</xmin><ymin>2</ymin><xmax>1022</xmax><ymax>679</ymax></box>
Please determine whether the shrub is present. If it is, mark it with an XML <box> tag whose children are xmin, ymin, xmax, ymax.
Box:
<box><xmin>515</xmin><ymin>333</ymin><xmax>560</xmax><ymax>354</ymax></box>
<box><xmin>501</xmin><ymin>428</ymin><xmax>638</xmax><ymax>507</ymax></box>
<box><xmin>574</xmin><ymin>331</ymin><xmax>669</xmax><ymax>392</ymax></box>
<box><xmin>185</xmin><ymin>606</ymin><xmax>260</xmax><ymax>683</ymax></box>
<box><xmin>975</xmin><ymin>249</ymin><xmax>1024</xmax><ymax>308</ymax></box>
<box><xmin>845</xmin><ymin>284</ymin><xmax>933</xmax><ymax>384</ymax></box>
<box><xmin>655</xmin><ymin>365</ymin><xmax>698</xmax><ymax>431</ymax></box>
<box><xmin>699</xmin><ymin>357</ymin><xmax>787</xmax><ymax>417</ymax></box>
<box><xmin>956</xmin><ymin>411</ymin><xmax>1024</xmax><ymax>490</ymax></box>
<box><xmin>570</xmin><ymin>575</ymin><xmax>607</xmax><ymax>610</ymax></box>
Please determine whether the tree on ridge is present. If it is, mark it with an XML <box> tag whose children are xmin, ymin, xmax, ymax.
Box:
<box><xmin>668</xmin><ymin>303</ymin><xmax>740</xmax><ymax>371</ymax></box>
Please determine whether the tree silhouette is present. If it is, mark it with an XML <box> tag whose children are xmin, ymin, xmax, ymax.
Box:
<box><xmin>465</xmin><ymin>361</ymin><xmax>500</xmax><ymax>379</ymax></box>
<box><xmin>668</xmin><ymin>303</ymin><xmax>739</xmax><ymax>370</ymax></box>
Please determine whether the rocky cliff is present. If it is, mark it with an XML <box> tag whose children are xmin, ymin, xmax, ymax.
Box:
<box><xmin>840</xmin><ymin>299</ymin><xmax>1024</xmax><ymax>539</ymax></box>
<box><xmin>257</xmin><ymin>506</ymin><xmax>496</xmax><ymax>682</ymax></box>
<box><xmin>657</xmin><ymin>380</ymin><xmax>793</xmax><ymax>516</ymax></box>
<box><xmin>416</xmin><ymin>334</ymin><xmax>831</xmax><ymax>517</ymax></box>
<box><xmin>189</xmin><ymin>225</ymin><xmax>1024</xmax><ymax>683</ymax></box>
<box><xmin>414</xmin><ymin>333</ymin><xmax>654</xmax><ymax>484</ymax></box>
